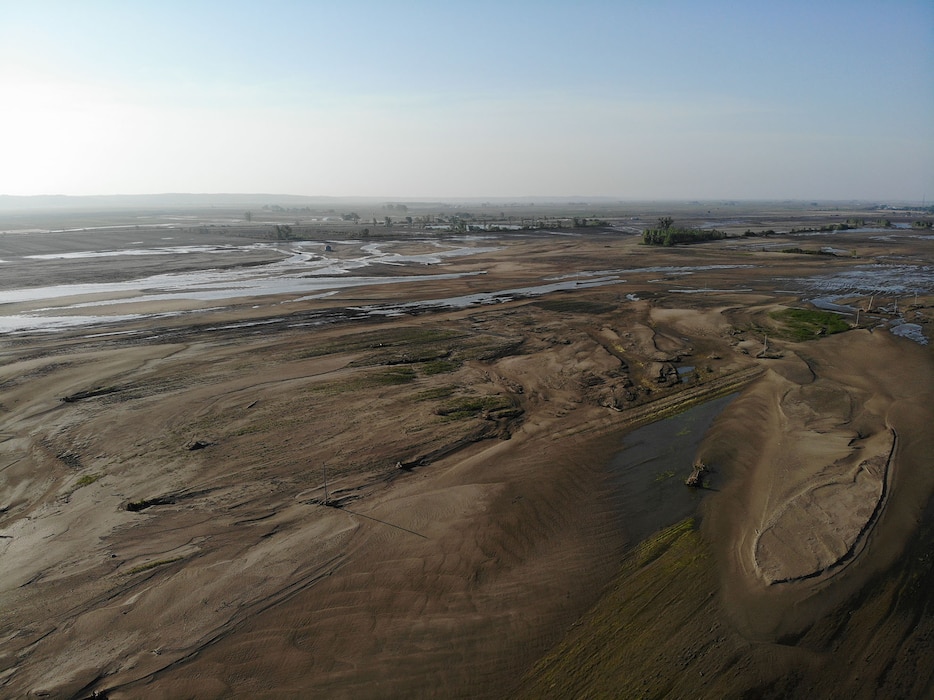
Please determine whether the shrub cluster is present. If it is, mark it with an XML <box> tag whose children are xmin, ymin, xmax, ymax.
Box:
<box><xmin>789</xmin><ymin>223</ymin><xmax>852</xmax><ymax>233</ymax></box>
<box><xmin>641</xmin><ymin>227</ymin><xmax>726</xmax><ymax>246</ymax></box>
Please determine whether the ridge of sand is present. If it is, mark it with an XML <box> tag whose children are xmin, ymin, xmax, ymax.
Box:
<box><xmin>698</xmin><ymin>328</ymin><xmax>934</xmax><ymax>643</ymax></box>
<box><xmin>753</xmin><ymin>427</ymin><xmax>894</xmax><ymax>583</ymax></box>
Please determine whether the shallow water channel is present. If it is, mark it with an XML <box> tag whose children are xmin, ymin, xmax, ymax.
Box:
<box><xmin>607</xmin><ymin>393</ymin><xmax>737</xmax><ymax>544</ymax></box>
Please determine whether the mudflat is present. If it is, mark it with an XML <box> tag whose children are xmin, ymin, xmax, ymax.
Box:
<box><xmin>1</xmin><ymin>208</ymin><xmax>932</xmax><ymax>698</ymax></box>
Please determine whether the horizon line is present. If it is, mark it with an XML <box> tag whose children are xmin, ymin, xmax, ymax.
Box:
<box><xmin>0</xmin><ymin>192</ymin><xmax>928</xmax><ymax>205</ymax></box>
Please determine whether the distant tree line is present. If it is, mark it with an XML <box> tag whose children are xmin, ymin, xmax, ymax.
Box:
<box><xmin>641</xmin><ymin>218</ymin><xmax>726</xmax><ymax>246</ymax></box>
<box><xmin>789</xmin><ymin>223</ymin><xmax>854</xmax><ymax>233</ymax></box>
<box><xmin>262</xmin><ymin>204</ymin><xmax>319</xmax><ymax>213</ymax></box>
<box><xmin>779</xmin><ymin>247</ymin><xmax>837</xmax><ymax>256</ymax></box>
<box><xmin>571</xmin><ymin>217</ymin><xmax>609</xmax><ymax>228</ymax></box>
<box><xmin>835</xmin><ymin>217</ymin><xmax>892</xmax><ymax>228</ymax></box>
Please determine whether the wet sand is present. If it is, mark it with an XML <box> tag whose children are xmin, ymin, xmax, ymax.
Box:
<box><xmin>0</xmin><ymin>217</ymin><xmax>932</xmax><ymax>698</ymax></box>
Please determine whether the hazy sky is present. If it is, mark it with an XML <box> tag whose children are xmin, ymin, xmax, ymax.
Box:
<box><xmin>1</xmin><ymin>0</ymin><xmax>932</xmax><ymax>200</ymax></box>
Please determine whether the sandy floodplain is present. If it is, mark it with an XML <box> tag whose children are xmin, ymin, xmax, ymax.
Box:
<box><xmin>0</xmin><ymin>212</ymin><xmax>932</xmax><ymax>698</ymax></box>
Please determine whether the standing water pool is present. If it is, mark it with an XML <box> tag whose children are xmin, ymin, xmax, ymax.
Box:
<box><xmin>608</xmin><ymin>393</ymin><xmax>737</xmax><ymax>544</ymax></box>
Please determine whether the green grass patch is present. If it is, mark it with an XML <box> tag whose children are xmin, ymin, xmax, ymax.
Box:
<box><xmin>769</xmin><ymin>307</ymin><xmax>850</xmax><ymax>341</ymax></box>
<box><xmin>122</xmin><ymin>556</ymin><xmax>184</xmax><ymax>576</ymax></box>
<box><xmin>370</xmin><ymin>366</ymin><xmax>417</xmax><ymax>385</ymax></box>
<box><xmin>421</xmin><ymin>359</ymin><xmax>461</xmax><ymax>375</ymax></box>
<box><xmin>516</xmin><ymin>516</ymin><xmax>712</xmax><ymax>699</ymax></box>
<box><xmin>412</xmin><ymin>385</ymin><xmax>458</xmax><ymax>402</ymax></box>
<box><xmin>74</xmin><ymin>473</ymin><xmax>102</xmax><ymax>488</ymax></box>
<box><xmin>632</xmin><ymin>518</ymin><xmax>696</xmax><ymax>567</ymax></box>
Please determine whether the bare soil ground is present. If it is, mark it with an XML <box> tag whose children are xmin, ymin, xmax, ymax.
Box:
<box><xmin>0</xmin><ymin>210</ymin><xmax>932</xmax><ymax>698</ymax></box>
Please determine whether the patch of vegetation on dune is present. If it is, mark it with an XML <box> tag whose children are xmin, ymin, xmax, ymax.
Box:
<box><xmin>74</xmin><ymin>473</ymin><xmax>102</xmax><ymax>488</ymax></box>
<box><xmin>421</xmin><ymin>358</ymin><xmax>462</xmax><ymax>375</ymax></box>
<box><xmin>122</xmin><ymin>557</ymin><xmax>184</xmax><ymax>576</ymax></box>
<box><xmin>632</xmin><ymin>517</ymin><xmax>697</xmax><ymax>568</ymax></box>
<box><xmin>412</xmin><ymin>385</ymin><xmax>458</xmax><ymax>402</ymax></box>
<box><xmin>61</xmin><ymin>472</ymin><xmax>104</xmax><ymax>500</ymax></box>
<box><xmin>517</xmin><ymin>517</ymin><xmax>713</xmax><ymax>699</ymax></box>
<box><xmin>301</xmin><ymin>323</ymin><xmax>523</xmax><ymax>369</ymax></box>
<box><xmin>770</xmin><ymin>307</ymin><xmax>850</xmax><ymax>341</ymax></box>
<box><xmin>350</xmin><ymin>346</ymin><xmax>453</xmax><ymax>368</ymax></box>
<box><xmin>369</xmin><ymin>367</ymin><xmax>417</xmax><ymax>385</ymax></box>
<box><xmin>304</xmin><ymin>366</ymin><xmax>418</xmax><ymax>396</ymax></box>
<box><xmin>300</xmin><ymin>326</ymin><xmax>466</xmax><ymax>359</ymax></box>
<box><xmin>459</xmin><ymin>337</ymin><xmax>525</xmax><ymax>361</ymax></box>
<box><xmin>436</xmin><ymin>394</ymin><xmax>517</xmax><ymax>420</ymax></box>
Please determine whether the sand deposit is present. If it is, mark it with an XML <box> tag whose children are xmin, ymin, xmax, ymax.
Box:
<box><xmin>1</xmin><ymin>210</ymin><xmax>932</xmax><ymax>698</ymax></box>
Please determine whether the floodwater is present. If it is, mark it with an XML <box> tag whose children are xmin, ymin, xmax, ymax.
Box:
<box><xmin>0</xmin><ymin>239</ymin><xmax>503</xmax><ymax>332</ymax></box>
<box><xmin>549</xmin><ymin>264</ymin><xmax>755</xmax><ymax>281</ymax></box>
<box><xmin>0</xmin><ymin>234</ymin><xmax>762</xmax><ymax>334</ymax></box>
<box><xmin>349</xmin><ymin>277</ymin><xmax>624</xmax><ymax>317</ymax></box>
<box><xmin>800</xmin><ymin>264</ymin><xmax>933</xmax><ymax>344</ymax></box>
<box><xmin>890</xmin><ymin>323</ymin><xmax>928</xmax><ymax>345</ymax></box>
<box><xmin>800</xmin><ymin>264</ymin><xmax>934</xmax><ymax>296</ymax></box>
<box><xmin>810</xmin><ymin>298</ymin><xmax>859</xmax><ymax>314</ymax></box>
<box><xmin>607</xmin><ymin>393</ymin><xmax>737</xmax><ymax>544</ymax></box>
